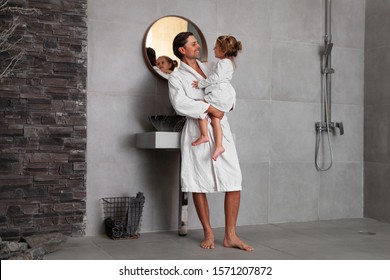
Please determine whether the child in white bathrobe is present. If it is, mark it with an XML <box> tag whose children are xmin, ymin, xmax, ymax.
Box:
<box><xmin>192</xmin><ymin>35</ymin><xmax>242</xmax><ymax>161</ymax></box>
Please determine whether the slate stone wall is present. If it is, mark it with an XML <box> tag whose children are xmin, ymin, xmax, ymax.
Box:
<box><xmin>0</xmin><ymin>0</ymin><xmax>87</xmax><ymax>240</ymax></box>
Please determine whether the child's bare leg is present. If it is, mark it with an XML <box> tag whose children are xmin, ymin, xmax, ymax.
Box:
<box><xmin>192</xmin><ymin>118</ymin><xmax>209</xmax><ymax>146</ymax></box>
<box><xmin>210</xmin><ymin>116</ymin><xmax>225</xmax><ymax>161</ymax></box>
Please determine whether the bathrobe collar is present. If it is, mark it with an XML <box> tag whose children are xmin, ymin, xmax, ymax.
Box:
<box><xmin>179</xmin><ymin>59</ymin><xmax>208</xmax><ymax>80</ymax></box>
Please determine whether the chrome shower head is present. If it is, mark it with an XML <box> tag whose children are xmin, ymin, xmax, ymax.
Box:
<box><xmin>324</xmin><ymin>42</ymin><xmax>333</xmax><ymax>56</ymax></box>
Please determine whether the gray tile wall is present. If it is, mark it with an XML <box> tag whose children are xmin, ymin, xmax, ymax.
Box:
<box><xmin>364</xmin><ymin>0</ymin><xmax>390</xmax><ymax>222</ymax></box>
<box><xmin>86</xmin><ymin>0</ymin><xmax>365</xmax><ymax>235</ymax></box>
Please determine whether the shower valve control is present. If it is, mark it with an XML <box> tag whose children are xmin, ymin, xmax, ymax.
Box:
<box><xmin>315</xmin><ymin>121</ymin><xmax>344</xmax><ymax>135</ymax></box>
<box><xmin>335</xmin><ymin>122</ymin><xmax>344</xmax><ymax>135</ymax></box>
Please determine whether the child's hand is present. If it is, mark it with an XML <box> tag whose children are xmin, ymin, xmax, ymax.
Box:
<box><xmin>192</xmin><ymin>80</ymin><xmax>199</xmax><ymax>89</ymax></box>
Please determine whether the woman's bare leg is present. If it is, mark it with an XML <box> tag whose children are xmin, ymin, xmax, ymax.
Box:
<box><xmin>193</xmin><ymin>193</ymin><xmax>215</xmax><ymax>249</ymax></box>
<box><xmin>192</xmin><ymin>118</ymin><xmax>209</xmax><ymax>146</ymax></box>
<box><xmin>210</xmin><ymin>117</ymin><xmax>225</xmax><ymax>160</ymax></box>
<box><xmin>223</xmin><ymin>191</ymin><xmax>253</xmax><ymax>251</ymax></box>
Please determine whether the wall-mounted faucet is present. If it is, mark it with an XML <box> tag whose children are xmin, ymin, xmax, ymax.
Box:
<box><xmin>315</xmin><ymin>121</ymin><xmax>344</xmax><ymax>135</ymax></box>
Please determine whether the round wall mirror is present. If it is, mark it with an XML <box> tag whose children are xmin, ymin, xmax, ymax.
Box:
<box><xmin>142</xmin><ymin>16</ymin><xmax>208</xmax><ymax>80</ymax></box>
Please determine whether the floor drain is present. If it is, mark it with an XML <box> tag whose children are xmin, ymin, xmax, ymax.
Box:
<box><xmin>358</xmin><ymin>231</ymin><xmax>376</xmax><ymax>235</ymax></box>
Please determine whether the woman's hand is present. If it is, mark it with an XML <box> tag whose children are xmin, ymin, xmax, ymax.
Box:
<box><xmin>207</xmin><ymin>105</ymin><xmax>224</xmax><ymax>119</ymax></box>
<box><xmin>192</xmin><ymin>80</ymin><xmax>199</xmax><ymax>89</ymax></box>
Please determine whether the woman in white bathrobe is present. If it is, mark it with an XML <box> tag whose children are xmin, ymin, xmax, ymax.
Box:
<box><xmin>168</xmin><ymin>32</ymin><xmax>252</xmax><ymax>251</ymax></box>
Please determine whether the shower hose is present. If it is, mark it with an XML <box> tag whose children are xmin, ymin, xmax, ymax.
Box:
<box><xmin>315</xmin><ymin>71</ymin><xmax>334</xmax><ymax>171</ymax></box>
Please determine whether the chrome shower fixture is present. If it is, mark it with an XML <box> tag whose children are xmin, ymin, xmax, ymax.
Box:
<box><xmin>323</xmin><ymin>67</ymin><xmax>335</xmax><ymax>74</ymax></box>
<box><xmin>315</xmin><ymin>0</ymin><xmax>344</xmax><ymax>171</ymax></box>
<box><xmin>324</xmin><ymin>42</ymin><xmax>333</xmax><ymax>56</ymax></box>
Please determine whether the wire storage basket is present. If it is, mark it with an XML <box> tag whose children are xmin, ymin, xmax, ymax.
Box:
<box><xmin>101</xmin><ymin>192</ymin><xmax>145</xmax><ymax>239</ymax></box>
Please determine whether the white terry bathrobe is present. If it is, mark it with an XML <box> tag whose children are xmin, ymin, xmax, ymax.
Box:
<box><xmin>168</xmin><ymin>60</ymin><xmax>242</xmax><ymax>193</ymax></box>
<box><xmin>198</xmin><ymin>58</ymin><xmax>236</xmax><ymax>113</ymax></box>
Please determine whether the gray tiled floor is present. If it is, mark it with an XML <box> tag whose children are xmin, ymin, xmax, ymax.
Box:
<box><xmin>44</xmin><ymin>218</ymin><xmax>390</xmax><ymax>260</ymax></box>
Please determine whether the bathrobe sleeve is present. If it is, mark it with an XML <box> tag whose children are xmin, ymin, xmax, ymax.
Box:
<box><xmin>168</xmin><ymin>65</ymin><xmax>210</xmax><ymax>120</ymax></box>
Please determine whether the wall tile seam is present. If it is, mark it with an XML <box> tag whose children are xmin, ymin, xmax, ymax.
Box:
<box><xmin>239</xmin><ymin>161</ymin><xmax>270</xmax><ymax>165</ymax></box>
<box><xmin>363</xmin><ymin>102</ymin><xmax>390</xmax><ymax>107</ymax></box>
<box><xmin>363</xmin><ymin>160</ymin><xmax>390</xmax><ymax>165</ymax></box>
<box><xmin>271</xmin><ymin>38</ymin><xmax>322</xmax><ymax>47</ymax></box>
<box><xmin>87</xmin><ymin>18</ymin><xmax>147</xmax><ymax>27</ymax></box>
<box><xmin>266</xmin><ymin>99</ymin><xmax>363</xmax><ymax>107</ymax></box>
<box><xmin>86</xmin><ymin>91</ymin><xmax>158</xmax><ymax>97</ymax></box>
<box><xmin>332</xmin><ymin>46</ymin><xmax>365</xmax><ymax>54</ymax></box>
<box><xmin>330</xmin><ymin>103</ymin><xmax>365</xmax><ymax>108</ymax></box>
<box><xmin>271</xmin><ymin>38</ymin><xmax>366</xmax><ymax>52</ymax></box>
<box><xmin>364</xmin><ymin>45</ymin><xmax>390</xmax><ymax>51</ymax></box>
<box><xmin>236</xmin><ymin>97</ymin><xmax>271</xmax><ymax>102</ymax></box>
<box><xmin>365</xmin><ymin>10</ymin><xmax>390</xmax><ymax>18</ymax></box>
<box><xmin>268</xmin><ymin>160</ymin><xmax>363</xmax><ymax>164</ymax></box>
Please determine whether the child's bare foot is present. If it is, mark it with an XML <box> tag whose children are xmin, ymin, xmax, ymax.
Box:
<box><xmin>192</xmin><ymin>135</ymin><xmax>209</xmax><ymax>146</ymax></box>
<box><xmin>223</xmin><ymin>235</ymin><xmax>253</xmax><ymax>251</ymax></box>
<box><xmin>212</xmin><ymin>146</ymin><xmax>225</xmax><ymax>161</ymax></box>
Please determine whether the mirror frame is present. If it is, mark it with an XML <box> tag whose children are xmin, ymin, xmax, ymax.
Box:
<box><xmin>142</xmin><ymin>15</ymin><xmax>208</xmax><ymax>80</ymax></box>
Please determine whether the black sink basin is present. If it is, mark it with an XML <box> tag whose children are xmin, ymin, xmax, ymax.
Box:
<box><xmin>148</xmin><ymin>115</ymin><xmax>186</xmax><ymax>132</ymax></box>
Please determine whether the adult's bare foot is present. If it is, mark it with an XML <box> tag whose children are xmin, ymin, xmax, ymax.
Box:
<box><xmin>200</xmin><ymin>232</ymin><xmax>215</xmax><ymax>249</ymax></box>
<box><xmin>200</xmin><ymin>238</ymin><xmax>215</xmax><ymax>249</ymax></box>
<box><xmin>223</xmin><ymin>235</ymin><xmax>253</xmax><ymax>251</ymax></box>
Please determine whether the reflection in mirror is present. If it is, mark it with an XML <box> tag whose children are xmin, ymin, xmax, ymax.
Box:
<box><xmin>143</xmin><ymin>16</ymin><xmax>207</xmax><ymax>79</ymax></box>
